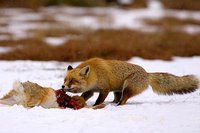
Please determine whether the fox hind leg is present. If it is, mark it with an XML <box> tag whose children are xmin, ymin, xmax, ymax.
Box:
<box><xmin>0</xmin><ymin>81</ymin><xmax>25</xmax><ymax>106</ymax></box>
<box><xmin>0</xmin><ymin>98</ymin><xmax>16</xmax><ymax>106</ymax></box>
<box><xmin>117</xmin><ymin>87</ymin><xmax>136</xmax><ymax>105</ymax></box>
<box><xmin>0</xmin><ymin>90</ymin><xmax>17</xmax><ymax>106</ymax></box>
<box><xmin>118</xmin><ymin>72</ymin><xmax>149</xmax><ymax>105</ymax></box>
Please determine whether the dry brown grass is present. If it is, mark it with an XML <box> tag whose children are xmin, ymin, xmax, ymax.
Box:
<box><xmin>105</xmin><ymin>0</ymin><xmax>147</xmax><ymax>8</ymax></box>
<box><xmin>144</xmin><ymin>17</ymin><xmax>200</xmax><ymax>28</ymax></box>
<box><xmin>0</xmin><ymin>0</ymin><xmax>44</xmax><ymax>9</ymax></box>
<box><xmin>126</xmin><ymin>0</ymin><xmax>147</xmax><ymax>9</ymax></box>
<box><xmin>0</xmin><ymin>0</ymin><xmax>147</xmax><ymax>9</ymax></box>
<box><xmin>161</xmin><ymin>0</ymin><xmax>200</xmax><ymax>11</ymax></box>
<box><xmin>27</xmin><ymin>15</ymin><xmax>57</xmax><ymax>23</ymax></box>
<box><xmin>0</xmin><ymin>0</ymin><xmax>198</xmax><ymax>10</ymax></box>
<box><xmin>28</xmin><ymin>27</ymin><xmax>83</xmax><ymax>38</ymax></box>
<box><xmin>0</xmin><ymin>29</ymin><xmax>200</xmax><ymax>61</ymax></box>
<box><xmin>0</xmin><ymin>0</ymin><xmax>107</xmax><ymax>9</ymax></box>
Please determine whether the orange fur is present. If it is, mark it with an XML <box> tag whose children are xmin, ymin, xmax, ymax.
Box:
<box><xmin>63</xmin><ymin>58</ymin><xmax>199</xmax><ymax>105</ymax></box>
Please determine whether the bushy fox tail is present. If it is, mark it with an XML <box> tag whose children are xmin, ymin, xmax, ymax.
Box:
<box><xmin>0</xmin><ymin>81</ymin><xmax>24</xmax><ymax>106</ymax></box>
<box><xmin>149</xmin><ymin>73</ymin><xmax>199</xmax><ymax>95</ymax></box>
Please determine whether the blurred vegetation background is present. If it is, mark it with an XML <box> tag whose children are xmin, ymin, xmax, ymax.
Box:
<box><xmin>0</xmin><ymin>0</ymin><xmax>200</xmax><ymax>10</ymax></box>
<box><xmin>0</xmin><ymin>0</ymin><xmax>107</xmax><ymax>8</ymax></box>
<box><xmin>0</xmin><ymin>0</ymin><xmax>200</xmax><ymax>61</ymax></box>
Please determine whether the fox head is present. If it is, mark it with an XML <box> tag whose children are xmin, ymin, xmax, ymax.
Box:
<box><xmin>62</xmin><ymin>65</ymin><xmax>93</xmax><ymax>93</ymax></box>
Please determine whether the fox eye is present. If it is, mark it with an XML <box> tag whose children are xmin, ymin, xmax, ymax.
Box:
<box><xmin>69</xmin><ymin>79</ymin><xmax>72</xmax><ymax>84</ymax></box>
<box><xmin>69</xmin><ymin>78</ymin><xmax>78</xmax><ymax>84</ymax></box>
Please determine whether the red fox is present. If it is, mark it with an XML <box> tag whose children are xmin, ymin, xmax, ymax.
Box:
<box><xmin>62</xmin><ymin>58</ymin><xmax>199</xmax><ymax>106</ymax></box>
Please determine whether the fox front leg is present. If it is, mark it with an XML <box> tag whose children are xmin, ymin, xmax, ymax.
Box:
<box><xmin>94</xmin><ymin>90</ymin><xmax>109</xmax><ymax>106</ymax></box>
<box><xmin>112</xmin><ymin>91</ymin><xmax>122</xmax><ymax>103</ymax></box>
<box><xmin>81</xmin><ymin>90</ymin><xmax>94</xmax><ymax>101</ymax></box>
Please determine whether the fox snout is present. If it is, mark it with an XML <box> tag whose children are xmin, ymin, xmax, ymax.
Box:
<box><xmin>61</xmin><ymin>84</ymin><xmax>82</xmax><ymax>93</ymax></box>
<box><xmin>61</xmin><ymin>83</ymin><xmax>71</xmax><ymax>91</ymax></box>
<box><xmin>61</xmin><ymin>85</ymin><xmax>65</xmax><ymax>89</ymax></box>
<box><xmin>61</xmin><ymin>85</ymin><xmax>68</xmax><ymax>92</ymax></box>
<box><xmin>61</xmin><ymin>85</ymin><xmax>69</xmax><ymax>90</ymax></box>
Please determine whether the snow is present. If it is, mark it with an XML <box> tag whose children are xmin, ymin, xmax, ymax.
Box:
<box><xmin>0</xmin><ymin>1</ymin><xmax>200</xmax><ymax>132</ymax></box>
<box><xmin>118</xmin><ymin>0</ymin><xmax>134</xmax><ymax>5</ymax></box>
<box><xmin>182</xmin><ymin>25</ymin><xmax>200</xmax><ymax>34</ymax></box>
<box><xmin>0</xmin><ymin>46</ymin><xmax>13</xmax><ymax>54</ymax></box>
<box><xmin>44</xmin><ymin>35</ymin><xmax>81</xmax><ymax>46</ymax></box>
<box><xmin>0</xmin><ymin>57</ymin><xmax>200</xmax><ymax>133</ymax></box>
<box><xmin>44</xmin><ymin>37</ymin><xmax>67</xmax><ymax>46</ymax></box>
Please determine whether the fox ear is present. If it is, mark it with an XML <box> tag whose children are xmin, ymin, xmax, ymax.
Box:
<box><xmin>67</xmin><ymin>65</ymin><xmax>73</xmax><ymax>71</ymax></box>
<box><xmin>79</xmin><ymin>65</ymin><xmax>90</xmax><ymax>77</ymax></box>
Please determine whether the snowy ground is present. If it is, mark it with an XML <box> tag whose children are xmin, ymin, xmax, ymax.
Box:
<box><xmin>0</xmin><ymin>0</ymin><xmax>200</xmax><ymax>132</ymax></box>
<box><xmin>0</xmin><ymin>57</ymin><xmax>200</xmax><ymax>133</ymax></box>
